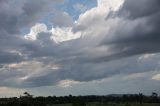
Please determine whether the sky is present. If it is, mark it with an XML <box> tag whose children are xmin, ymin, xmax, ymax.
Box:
<box><xmin>0</xmin><ymin>0</ymin><xmax>160</xmax><ymax>97</ymax></box>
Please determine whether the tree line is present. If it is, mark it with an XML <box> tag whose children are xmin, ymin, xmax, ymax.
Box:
<box><xmin>0</xmin><ymin>92</ymin><xmax>159</xmax><ymax>106</ymax></box>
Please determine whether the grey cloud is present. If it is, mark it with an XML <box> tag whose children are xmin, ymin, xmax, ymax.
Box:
<box><xmin>118</xmin><ymin>0</ymin><xmax>160</xmax><ymax>19</ymax></box>
<box><xmin>26</xmin><ymin>71</ymin><xmax>160</xmax><ymax>96</ymax></box>
<box><xmin>16</xmin><ymin>0</ymin><xmax>160</xmax><ymax>88</ymax></box>
<box><xmin>98</xmin><ymin>0</ymin><xmax>160</xmax><ymax>63</ymax></box>
<box><xmin>0</xmin><ymin>68</ymin><xmax>25</xmax><ymax>87</ymax></box>
<box><xmin>0</xmin><ymin>0</ymin><xmax>63</xmax><ymax>64</ymax></box>
<box><xmin>24</xmin><ymin>71</ymin><xmax>60</xmax><ymax>88</ymax></box>
<box><xmin>0</xmin><ymin>0</ymin><xmax>160</xmax><ymax>89</ymax></box>
<box><xmin>0</xmin><ymin>52</ymin><xmax>22</xmax><ymax>64</ymax></box>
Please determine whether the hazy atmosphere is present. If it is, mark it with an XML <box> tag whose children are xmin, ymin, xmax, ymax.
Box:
<box><xmin>0</xmin><ymin>0</ymin><xmax>160</xmax><ymax>97</ymax></box>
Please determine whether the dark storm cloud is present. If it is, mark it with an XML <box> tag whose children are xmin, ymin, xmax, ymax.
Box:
<box><xmin>0</xmin><ymin>0</ymin><xmax>63</xmax><ymax>34</ymax></box>
<box><xmin>0</xmin><ymin>0</ymin><xmax>67</xmax><ymax>88</ymax></box>
<box><xmin>46</xmin><ymin>0</ymin><xmax>160</xmax><ymax>83</ymax></box>
<box><xmin>97</xmin><ymin>0</ymin><xmax>160</xmax><ymax>63</ymax></box>
<box><xmin>118</xmin><ymin>0</ymin><xmax>160</xmax><ymax>19</ymax></box>
<box><xmin>0</xmin><ymin>52</ymin><xmax>22</xmax><ymax>64</ymax></box>
<box><xmin>23</xmin><ymin>71</ymin><xmax>61</xmax><ymax>88</ymax></box>
<box><xmin>17</xmin><ymin>0</ymin><xmax>160</xmax><ymax>87</ymax></box>
<box><xmin>0</xmin><ymin>0</ymin><xmax>63</xmax><ymax>64</ymax></box>
<box><xmin>0</xmin><ymin>0</ymin><xmax>160</xmax><ymax>88</ymax></box>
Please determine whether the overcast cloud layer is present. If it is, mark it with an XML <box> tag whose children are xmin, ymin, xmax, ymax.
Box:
<box><xmin>0</xmin><ymin>0</ymin><xmax>160</xmax><ymax>96</ymax></box>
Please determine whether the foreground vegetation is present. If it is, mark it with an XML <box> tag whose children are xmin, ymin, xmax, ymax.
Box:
<box><xmin>0</xmin><ymin>92</ymin><xmax>159</xmax><ymax>106</ymax></box>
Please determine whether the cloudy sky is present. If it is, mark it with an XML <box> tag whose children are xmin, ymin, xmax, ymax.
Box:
<box><xmin>0</xmin><ymin>0</ymin><xmax>160</xmax><ymax>97</ymax></box>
